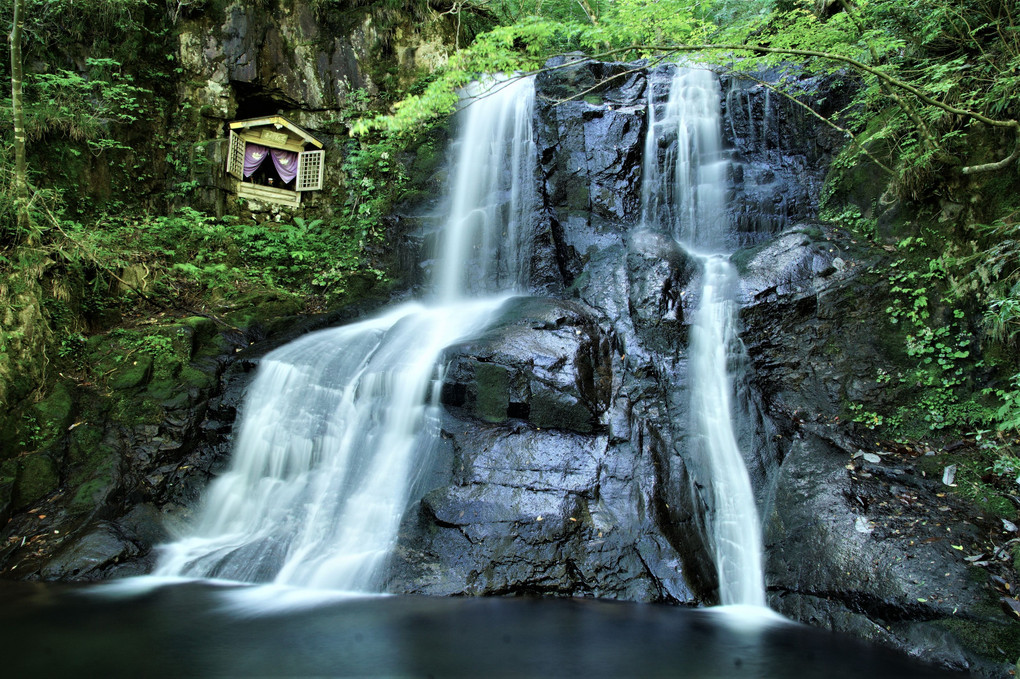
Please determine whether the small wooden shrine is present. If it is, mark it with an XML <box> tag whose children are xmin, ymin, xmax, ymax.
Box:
<box><xmin>225</xmin><ymin>116</ymin><xmax>324</xmax><ymax>208</ymax></box>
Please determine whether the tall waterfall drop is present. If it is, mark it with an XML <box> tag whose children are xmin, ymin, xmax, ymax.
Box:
<box><xmin>156</xmin><ymin>77</ymin><xmax>537</xmax><ymax>591</ymax></box>
<box><xmin>644</xmin><ymin>67</ymin><xmax>766</xmax><ymax>607</ymax></box>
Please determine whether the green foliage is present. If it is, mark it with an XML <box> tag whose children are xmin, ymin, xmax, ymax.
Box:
<box><xmin>57</xmin><ymin>331</ymin><xmax>86</xmax><ymax>360</ymax></box>
<box><xmin>983</xmin><ymin>372</ymin><xmax>1020</xmax><ymax>434</ymax></box>
<box><xmin>879</xmin><ymin>240</ymin><xmax>991</xmax><ymax>432</ymax></box>
<box><xmin>356</xmin><ymin>0</ymin><xmax>717</xmax><ymax>134</ymax></box>
<box><xmin>847</xmin><ymin>401</ymin><xmax>891</xmax><ymax>430</ymax></box>
<box><xmin>61</xmin><ymin>206</ymin><xmax>386</xmax><ymax>306</ymax></box>
<box><xmin>988</xmin><ymin>451</ymin><xmax>1020</xmax><ymax>486</ymax></box>
<box><xmin>355</xmin><ymin>18</ymin><xmax>576</xmax><ymax>134</ymax></box>
<box><xmin>820</xmin><ymin>205</ymin><xmax>878</xmax><ymax>240</ymax></box>
<box><xmin>581</xmin><ymin>0</ymin><xmax>714</xmax><ymax>55</ymax></box>
<box><xmin>0</xmin><ymin>58</ymin><xmax>152</xmax><ymax>150</ymax></box>
<box><xmin>339</xmin><ymin>137</ymin><xmax>407</xmax><ymax>244</ymax></box>
<box><xmin>109</xmin><ymin>328</ymin><xmax>175</xmax><ymax>360</ymax></box>
<box><xmin>0</xmin><ymin>0</ymin><xmax>154</xmax><ymax>47</ymax></box>
<box><xmin>17</xmin><ymin>412</ymin><xmax>44</xmax><ymax>449</ymax></box>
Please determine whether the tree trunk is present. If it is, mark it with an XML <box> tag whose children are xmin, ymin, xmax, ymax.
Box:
<box><xmin>9</xmin><ymin>0</ymin><xmax>30</xmax><ymax>237</ymax></box>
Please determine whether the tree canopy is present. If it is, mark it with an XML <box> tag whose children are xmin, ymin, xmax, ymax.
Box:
<box><xmin>360</xmin><ymin>0</ymin><xmax>1020</xmax><ymax>181</ymax></box>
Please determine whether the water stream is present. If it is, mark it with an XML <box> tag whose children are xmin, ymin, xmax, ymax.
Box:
<box><xmin>155</xmin><ymin>76</ymin><xmax>537</xmax><ymax>589</ymax></box>
<box><xmin>643</xmin><ymin>66</ymin><xmax>766</xmax><ymax>606</ymax></box>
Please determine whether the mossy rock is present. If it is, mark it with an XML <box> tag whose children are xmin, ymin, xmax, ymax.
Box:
<box><xmin>566</xmin><ymin>183</ymin><xmax>590</xmax><ymax>211</ymax></box>
<box><xmin>69</xmin><ymin>473</ymin><xmax>117</xmax><ymax>515</ymax></box>
<box><xmin>30</xmin><ymin>383</ymin><xmax>75</xmax><ymax>445</ymax></box>
<box><xmin>111</xmin><ymin>396</ymin><xmax>163</xmax><ymax>426</ymax></box>
<box><xmin>222</xmin><ymin>291</ymin><xmax>305</xmax><ymax>329</ymax></box>
<box><xmin>109</xmin><ymin>354</ymin><xmax>154</xmax><ymax>391</ymax></box>
<box><xmin>0</xmin><ymin>458</ymin><xmax>17</xmax><ymax>522</ymax></box>
<box><xmin>474</xmin><ymin>362</ymin><xmax>510</xmax><ymax>424</ymax></box>
<box><xmin>916</xmin><ymin>448</ymin><xmax>1016</xmax><ymax>518</ymax></box>
<box><xmin>730</xmin><ymin>241</ymin><xmax>770</xmax><ymax>276</ymax></box>
<box><xmin>68</xmin><ymin>425</ymin><xmax>105</xmax><ymax>466</ymax></box>
<box><xmin>933</xmin><ymin>615</ymin><xmax>1020</xmax><ymax>668</ymax></box>
<box><xmin>409</xmin><ymin>141</ymin><xmax>443</xmax><ymax>181</ymax></box>
<box><xmin>529</xmin><ymin>385</ymin><xmax>593</xmax><ymax>434</ymax></box>
<box><xmin>14</xmin><ymin>452</ymin><xmax>59</xmax><ymax>508</ymax></box>
<box><xmin>179</xmin><ymin>365</ymin><xmax>216</xmax><ymax>391</ymax></box>
<box><xmin>145</xmin><ymin>378</ymin><xmax>178</xmax><ymax>402</ymax></box>
<box><xmin>183</xmin><ymin>316</ymin><xmax>219</xmax><ymax>347</ymax></box>
<box><xmin>67</xmin><ymin>447</ymin><xmax>118</xmax><ymax>516</ymax></box>
<box><xmin>194</xmin><ymin>332</ymin><xmax>235</xmax><ymax>360</ymax></box>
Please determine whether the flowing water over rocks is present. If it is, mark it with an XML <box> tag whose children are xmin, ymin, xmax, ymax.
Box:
<box><xmin>4</xmin><ymin>58</ymin><xmax>1014</xmax><ymax>676</ymax></box>
<box><xmin>154</xmin><ymin>77</ymin><xmax>537</xmax><ymax>588</ymax></box>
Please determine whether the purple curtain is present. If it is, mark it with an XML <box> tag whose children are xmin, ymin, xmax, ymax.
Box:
<box><xmin>270</xmin><ymin>148</ymin><xmax>299</xmax><ymax>183</ymax></box>
<box><xmin>243</xmin><ymin>143</ymin><xmax>270</xmax><ymax>178</ymax></box>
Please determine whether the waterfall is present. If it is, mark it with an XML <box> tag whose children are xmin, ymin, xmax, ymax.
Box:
<box><xmin>437</xmin><ymin>78</ymin><xmax>537</xmax><ymax>300</ymax></box>
<box><xmin>643</xmin><ymin>67</ymin><xmax>766</xmax><ymax>607</ymax></box>
<box><xmin>156</xmin><ymin>76</ymin><xmax>537</xmax><ymax>591</ymax></box>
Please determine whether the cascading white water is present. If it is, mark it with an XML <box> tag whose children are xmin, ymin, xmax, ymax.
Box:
<box><xmin>642</xmin><ymin>69</ymin><xmax>729</xmax><ymax>252</ymax></box>
<box><xmin>688</xmin><ymin>260</ymin><xmax>765</xmax><ymax>607</ymax></box>
<box><xmin>643</xmin><ymin>67</ymin><xmax>766</xmax><ymax>607</ymax></box>
<box><xmin>155</xmin><ymin>300</ymin><xmax>506</xmax><ymax>590</ymax></box>
<box><xmin>156</xmin><ymin>76</ymin><xmax>537</xmax><ymax>591</ymax></box>
<box><xmin>437</xmin><ymin>78</ymin><xmax>537</xmax><ymax>301</ymax></box>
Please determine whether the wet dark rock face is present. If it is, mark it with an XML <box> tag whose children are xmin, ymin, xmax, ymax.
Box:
<box><xmin>739</xmin><ymin>229</ymin><xmax>1014</xmax><ymax>675</ymax></box>
<box><xmin>387</xmin><ymin>296</ymin><xmax>698</xmax><ymax>602</ymax></box>
<box><xmin>721</xmin><ymin>70</ymin><xmax>848</xmax><ymax>243</ymax></box>
<box><xmin>388</xmin><ymin>61</ymin><xmax>1012</xmax><ymax>675</ymax></box>
<box><xmin>386</xmin><ymin>60</ymin><xmax>840</xmax><ymax>607</ymax></box>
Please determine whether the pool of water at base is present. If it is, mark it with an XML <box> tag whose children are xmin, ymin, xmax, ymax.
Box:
<box><xmin>0</xmin><ymin>579</ymin><xmax>962</xmax><ymax>678</ymax></box>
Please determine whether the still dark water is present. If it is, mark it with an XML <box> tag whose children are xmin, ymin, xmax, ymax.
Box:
<box><xmin>1</xmin><ymin>579</ymin><xmax>960</xmax><ymax>678</ymax></box>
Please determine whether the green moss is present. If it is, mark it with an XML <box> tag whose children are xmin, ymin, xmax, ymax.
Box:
<box><xmin>14</xmin><ymin>453</ymin><xmax>59</xmax><ymax>508</ymax></box>
<box><xmin>530</xmin><ymin>387</ymin><xmax>593</xmax><ymax>434</ymax></box>
<box><xmin>0</xmin><ymin>458</ymin><xmax>16</xmax><ymax>521</ymax></box>
<box><xmin>410</xmin><ymin>140</ymin><xmax>442</xmax><ymax>180</ymax></box>
<box><xmin>474</xmin><ymin>362</ymin><xmax>509</xmax><ymax>424</ymax></box>
<box><xmin>917</xmin><ymin>448</ymin><xmax>1016</xmax><ymax>517</ymax></box>
<box><xmin>194</xmin><ymin>332</ymin><xmax>234</xmax><ymax>360</ymax></box>
<box><xmin>567</xmin><ymin>269</ymin><xmax>591</xmax><ymax>297</ymax></box>
<box><xmin>144</xmin><ymin>378</ymin><xmax>176</xmax><ymax>402</ymax></box>
<box><xmin>730</xmin><ymin>241</ymin><xmax>769</xmax><ymax>275</ymax></box>
<box><xmin>0</xmin><ymin>458</ymin><xmax>16</xmax><ymax>483</ymax></box>
<box><xmin>112</xmin><ymin>396</ymin><xmax>163</xmax><ymax>425</ymax></box>
<box><xmin>68</xmin><ymin>425</ymin><xmax>104</xmax><ymax>465</ymax></box>
<box><xmin>933</xmin><ymin>616</ymin><xmax>1020</xmax><ymax>665</ymax></box>
<box><xmin>566</xmin><ymin>183</ymin><xmax>590</xmax><ymax>211</ymax></box>
<box><xmin>69</xmin><ymin>466</ymin><xmax>117</xmax><ymax>515</ymax></box>
<box><xmin>183</xmin><ymin>316</ymin><xmax>218</xmax><ymax>345</ymax></box>
<box><xmin>821</xmin><ymin>108</ymin><xmax>898</xmax><ymax>226</ymax></box>
<box><xmin>109</xmin><ymin>354</ymin><xmax>154</xmax><ymax>390</ymax></box>
<box><xmin>30</xmin><ymin>383</ymin><xmax>75</xmax><ymax>443</ymax></box>
<box><xmin>223</xmin><ymin>292</ymin><xmax>305</xmax><ymax>329</ymax></box>
<box><xmin>66</xmin><ymin>432</ymin><xmax>118</xmax><ymax>515</ymax></box>
<box><xmin>180</xmin><ymin>365</ymin><xmax>215</xmax><ymax>390</ymax></box>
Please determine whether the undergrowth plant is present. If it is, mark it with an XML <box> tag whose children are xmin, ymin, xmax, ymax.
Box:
<box><xmin>61</xmin><ymin>207</ymin><xmax>388</xmax><ymax>307</ymax></box>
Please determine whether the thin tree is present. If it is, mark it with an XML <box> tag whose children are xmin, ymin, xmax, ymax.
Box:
<box><xmin>9</xmin><ymin>0</ymin><xmax>29</xmax><ymax>236</ymax></box>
